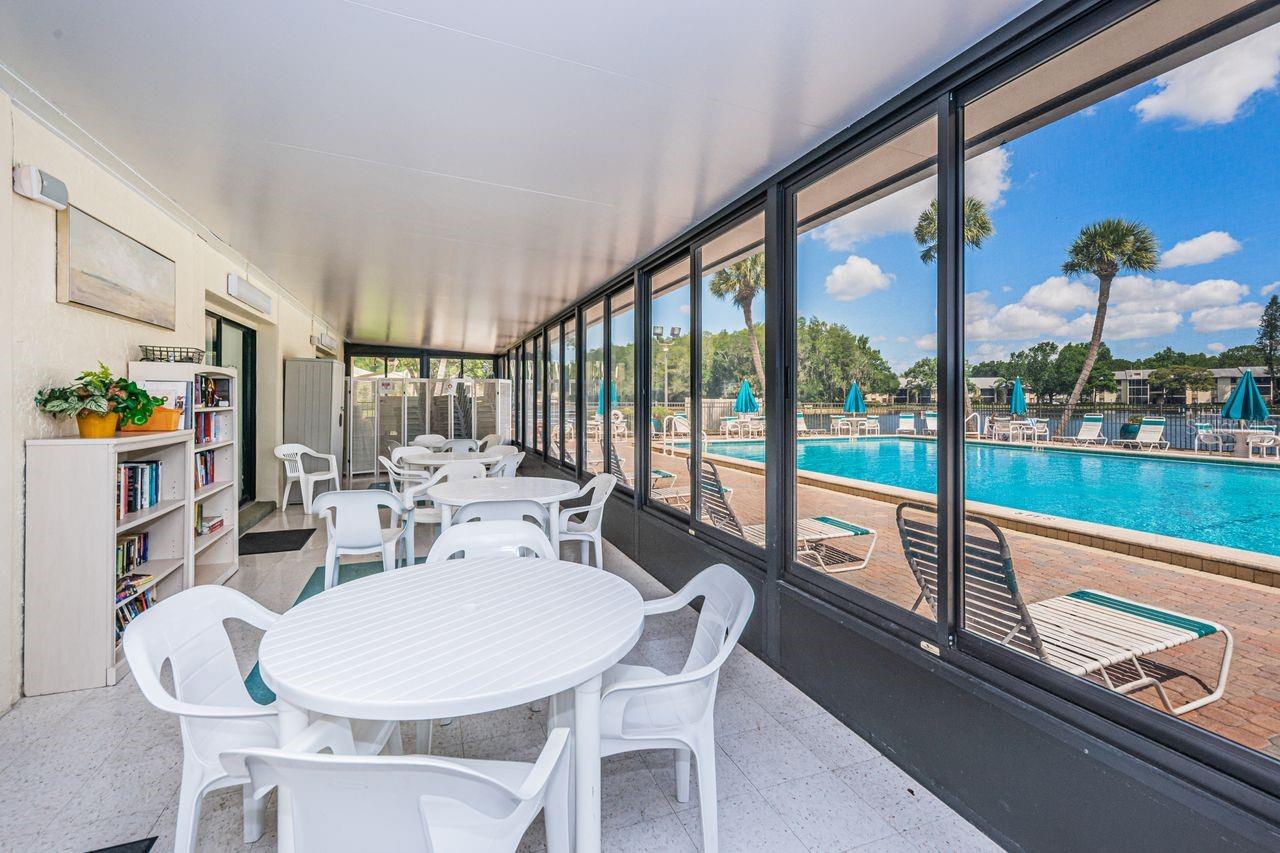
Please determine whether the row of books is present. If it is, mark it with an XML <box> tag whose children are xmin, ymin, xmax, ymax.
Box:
<box><xmin>195</xmin><ymin>502</ymin><xmax>225</xmax><ymax>537</ymax></box>
<box><xmin>195</xmin><ymin>449</ymin><xmax>218</xmax><ymax>489</ymax></box>
<box><xmin>115</xmin><ymin>572</ymin><xmax>154</xmax><ymax>604</ymax></box>
<box><xmin>194</xmin><ymin>411</ymin><xmax>231</xmax><ymax>445</ymax></box>
<box><xmin>116</xmin><ymin>531</ymin><xmax>150</xmax><ymax>577</ymax></box>
<box><xmin>116</xmin><ymin>587</ymin><xmax>155</xmax><ymax>640</ymax></box>
<box><xmin>116</xmin><ymin>460</ymin><xmax>163</xmax><ymax>520</ymax></box>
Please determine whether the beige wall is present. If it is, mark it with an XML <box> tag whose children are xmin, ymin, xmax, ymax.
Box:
<box><xmin>0</xmin><ymin>92</ymin><xmax>342</xmax><ymax>713</ymax></box>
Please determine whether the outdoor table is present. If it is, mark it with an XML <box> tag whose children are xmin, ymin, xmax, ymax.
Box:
<box><xmin>428</xmin><ymin>475</ymin><xmax>581</xmax><ymax>549</ymax></box>
<box><xmin>398</xmin><ymin>448</ymin><xmax>505</xmax><ymax>473</ymax></box>
<box><xmin>259</xmin><ymin>556</ymin><xmax>645</xmax><ymax>853</ymax></box>
<box><xmin>1223</xmin><ymin>428</ymin><xmax>1277</xmax><ymax>458</ymax></box>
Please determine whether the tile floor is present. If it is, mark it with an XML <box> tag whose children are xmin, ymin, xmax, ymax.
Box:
<box><xmin>0</xmin><ymin>503</ymin><xmax>1000</xmax><ymax>852</ymax></box>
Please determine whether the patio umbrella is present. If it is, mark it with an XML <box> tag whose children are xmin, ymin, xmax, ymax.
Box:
<box><xmin>733</xmin><ymin>379</ymin><xmax>760</xmax><ymax>414</ymax></box>
<box><xmin>843</xmin><ymin>381</ymin><xmax>867</xmax><ymax>414</ymax></box>
<box><xmin>1009</xmin><ymin>376</ymin><xmax>1028</xmax><ymax>416</ymax></box>
<box><xmin>596</xmin><ymin>380</ymin><xmax>618</xmax><ymax>415</ymax></box>
<box><xmin>1220</xmin><ymin>370</ymin><xmax>1270</xmax><ymax>424</ymax></box>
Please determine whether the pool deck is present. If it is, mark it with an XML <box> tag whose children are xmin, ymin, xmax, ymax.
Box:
<box><xmin>641</xmin><ymin>439</ymin><xmax>1280</xmax><ymax>758</ymax></box>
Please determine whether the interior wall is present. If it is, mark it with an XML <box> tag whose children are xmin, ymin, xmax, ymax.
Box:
<box><xmin>0</xmin><ymin>93</ymin><xmax>341</xmax><ymax>714</ymax></box>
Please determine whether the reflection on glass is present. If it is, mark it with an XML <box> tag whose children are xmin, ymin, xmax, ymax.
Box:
<box><xmin>533</xmin><ymin>336</ymin><xmax>543</xmax><ymax>452</ymax></box>
<box><xmin>786</xmin><ymin>115</ymin><xmax>939</xmax><ymax>610</ymax></box>
<box><xmin>564</xmin><ymin>324</ymin><xmax>578</xmax><ymax>465</ymax></box>
<box><xmin>698</xmin><ymin>212</ymin><xmax>766</xmax><ymax>547</ymax></box>
<box><xmin>649</xmin><ymin>255</ymin><xmax>691</xmax><ymax>515</ymax></box>
<box><xmin>610</xmin><ymin>286</ymin><xmax>637</xmax><ymax>485</ymax></box>
<box><xmin>960</xmin><ymin>5</ymin><xmax>1276</xmax><ymax>756</ymax></box>
<box><xmin>584</xmin><ymin>302</ymin><xmax>606</xmax><ymax>473</ymax></box>
<box><xmin>548</xmin><ymin>327</ymin><xmax>562</xmax><ymax>459</ymax></box>
<box><xmin>522</xmin><ymin>340</ymin><xmax>535</xmax><ymax>448</ymax></box>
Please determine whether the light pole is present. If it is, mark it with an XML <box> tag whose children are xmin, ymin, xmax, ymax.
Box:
<box><xmin>653</xmin><ymin>325</ymin><xmax>681</xmax><ymax>408</ymax></box>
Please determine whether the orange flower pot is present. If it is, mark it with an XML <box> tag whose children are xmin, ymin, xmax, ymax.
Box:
<box><xmin>122</xmin><ymin>406</ymin><xmax>184</xmax><ymax>432</ymax></box>
<box><xmin>77</xmin><ymin>411</ymin><xmax>121</xmax><ymax>438</ymax></box>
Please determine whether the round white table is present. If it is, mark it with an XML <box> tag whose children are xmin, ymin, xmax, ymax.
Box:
<box><xmin>260</xmin><ymin>556</ymin><xmax>645</xmax><ymax>853</ymax></box>
<box><xmin>399</xmin><ymin>448</ymin><xmax>506</xmax><ymax>473</ymax></box>
<box><xmin>428</xmin><ymin>476</ymin><xmax>580</xmax><ymax>549</ymax></box>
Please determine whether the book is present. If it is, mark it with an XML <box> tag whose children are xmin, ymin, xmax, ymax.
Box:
<box><xmin>116</xmin><ymin>460</ymin><xmax>164</xmax><ymax>519</ymax></box>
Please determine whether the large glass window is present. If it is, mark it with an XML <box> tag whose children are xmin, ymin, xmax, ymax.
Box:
<box><xmin>548</xmin><ymin>326</ymin><xmax>562</xmax><ymax>459</ymax></box>
<box><xmin>960</xmin><ymin>4</ymin><xmax>1279</xmax><ymax>758</ymax></box>
<box><xmin>564</xmin><ymin>322</ymin><xmax>578</xmax><ymax>466</ymax></box>
<box><xmin>792</xmin><ymin>114</ymin><xmax>939</xmax><ymax>616</ymax></box>
<box><xmin>522</xmin><ymin>339</ymin><xmax>535</xmax><ymax>448</ymax></box>
<box><xmin>698</xmin><ymin>212</ymin><xmax>768</xmax><ymax>547</ymax></box>
<box><xmin>609</xmin><ymin>286</ymin><xmax>637</xmax><ymax>488</ymax></box>
<box><xmin>649</xmin><ymin>254</ymin><xmax>692</xmax><ymax>516</ymax></box>
<box><xmin>533</xmin><ymin>335</ymin><xmax>544</xmax><ymax>452</ymax></box>
<box><xmin>583</xmin><ymin>302</ymin><xmax>606</xmax><ymax>473</ymax></box>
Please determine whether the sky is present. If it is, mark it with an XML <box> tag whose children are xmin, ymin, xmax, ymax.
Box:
<box><xmin>789</xmin><ymin>22</ymin><xmax>1280</xmax><ymax>373</ymax></box>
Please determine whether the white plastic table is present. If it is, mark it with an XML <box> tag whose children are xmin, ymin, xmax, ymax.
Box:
<box><xmin>259</xmin><ymin>556</ymin><xmax>645</xmax><ymax>853</ymax></box>
<box><xmin>428</xmin><ymin>476</ymin><xmax>580</xmax><ymax>549</ymax></box>
<box><xmin>398</xmin><ymin>448</ymin><xmax>506</xmax><ymax>472</ymax></box>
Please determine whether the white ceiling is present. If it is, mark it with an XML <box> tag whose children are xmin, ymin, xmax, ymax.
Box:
<box><xmin>0</xmin><ymin>0</ymin><xmax>1034</xmax><ymax>352</ymax></box>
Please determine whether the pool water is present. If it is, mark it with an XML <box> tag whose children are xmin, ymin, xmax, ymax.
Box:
<box><xmin>705</xmin><ymin>437</ymin><xmax>1280</xmax><ymax>557</ymax></box>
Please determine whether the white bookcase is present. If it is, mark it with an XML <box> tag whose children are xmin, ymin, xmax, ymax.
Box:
<box><xmin>129</xmin><ymin>361</ymin><xmax>241</xmax><ymax>588</ymax></box>
<box><xmin>24</xmin><ymin>431</ymin><xmax>194</xmax><ymax>694</ymax></box>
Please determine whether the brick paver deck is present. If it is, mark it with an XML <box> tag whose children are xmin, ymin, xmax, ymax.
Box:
<box><xmin>641</xmin><ymin>440</ymin><xmax>1280</xmax><ymax>757</ymax></box>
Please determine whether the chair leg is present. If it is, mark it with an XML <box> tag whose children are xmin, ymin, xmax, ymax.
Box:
<box><xmin>243</xmin><ymin>782</ymin><xmax>267</xmax><ymax>843</ymax></box>
<box><xmin>544</xmin><ymin>752</ymin><xmax>572</xmax><ymax>853</ymax></box>
<box><xmin>173</xmin><ymin>763</ymin><xmax>205</xmax><ymax>853</ymax></box>
<box><xmin>580</xmin><ymin>540</ymin><xmax>590</xmax><ymax>565</ymax></box>
<box><xmin>281</xmin><ymin>477</ymin><xmax>295</xmax><ymax>510</ymax></box>
<box><xmin>675</xmin><ymin>748</ymin><xmax>692</xmax><ymax>803</ymax></box>
<box><xmin>325</xmin><ymin>545</ymin><xmax>340</xmax><ymax>589</ymax></box>
<box><xmin>386</xmin><ymin>722</ymin><xmax>405</xmax><ymax>755</ymax></box>
<box><xmin>416</xmin><ymin>720</ymin><xmax>433</xmax><ymax>754</ymax></box>
<box><xmin>592</xmin><ymin>536</ymin><xmax>603</xmax><ymax>569</ymax></box>
<box><xmin>694</xmin><ymin>729</ymin><xmax>718</xmax><ymax>853</ymax></box>
<box><xmin>301</xmin><ymin>477</ymin><xmax>316</xmax><ymax>514</ymax></box>
<box><xmin>382</xmin><ymin>543</ymin><xmax>397</xmax><ymax>573</ymax></box>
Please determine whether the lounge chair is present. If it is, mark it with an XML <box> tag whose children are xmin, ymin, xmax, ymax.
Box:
<box><xmin>796</xmin><ymin>412</ymin><xmax>815</xmax><ymax>436</ymax></box>
<box><xmin>607</xmin><ymin>443</ymin><xmax>677</xmax><ymax>490</ymax></box>
<box><xmin>1114</xmin><ymin>416</ymin><xmax>1169</xmax><ymax>450</ymax></box>
<box><xmin>923</xmin><ymin>411</ymin><xmax>938</xmax><ymax>435</ymax></box>
<box><xmin>964</xmin><ymin>412</ymin><xmax>982</xmax><ymax>439</ymax></box>
<box><xmin>1050</xmin><ymin>413</ymin><xmax>1107</xmax><ymax>446</ymax></box>
<box><xmin>896</xmin><ymin>413</ymin><xmax>917</xmax><ymax>434</ymax></box>
<box><xmin>860</xmin><ymin>417</ymin><xmax>881</xmax><ymax>435</ymax></box>
<box><xmin>896</xmin><ymin>502</ymin><xmax>1232</xmax><ymax>716</ymax></box>
<box><xmin>692</xmin><ymin>459</ymin><xmax>876</xmax><ymax>572</ymax></box>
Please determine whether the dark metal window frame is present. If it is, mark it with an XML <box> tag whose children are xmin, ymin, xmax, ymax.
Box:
<box><xmin>497</xmin><ymin>0</ymin><xmax>1280</xmax><ymax>817</ymax></box>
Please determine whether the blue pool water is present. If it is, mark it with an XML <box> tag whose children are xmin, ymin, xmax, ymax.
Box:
<box><xmin>705</xmin><ymin>437</ymin><xmax>1280</xmax><ymax>557</ymax></box>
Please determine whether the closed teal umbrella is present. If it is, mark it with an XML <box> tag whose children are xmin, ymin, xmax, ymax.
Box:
<box><xmin>1010</xmin><ymin>376</ymin><xmax>1027</xmax><ymax>416</ymax></box>
<box><xmin>596</xmin><ymin>380</ymin><xmax>618</xmax><ymax>415</ymax></box>
<box><xmin>733</xmin><ymin>379</ymin><xmax>760</xmax><ymax>414</ymax></box>
<box><xmin>1221</xmin><ymin>370</ymin><xmax>1270</xmax><ymax>423</ymax></box>
<box><xmin>843</xmin><ymin>381</ymin><xmax>867</xmax><ymax>414</ymax></box>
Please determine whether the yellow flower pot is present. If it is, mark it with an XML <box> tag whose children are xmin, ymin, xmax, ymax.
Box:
<box><xmin>76</xmin><ymin>411</ymin><xmax>120</xmax><ymax>439</ymax></box>
<box><xmin>121</xmin><ymin>406</ymin><xmax>184</xmax><ymax>432</ymax></box>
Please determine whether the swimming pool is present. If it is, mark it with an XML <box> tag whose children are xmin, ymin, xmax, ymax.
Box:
<box><xmin>703</xmin><ymin>437</ymin><xmax>1280</xmax><ymax>557</ymax></box>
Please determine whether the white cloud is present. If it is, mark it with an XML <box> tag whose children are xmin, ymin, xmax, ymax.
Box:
<box><xmin>1160</xmin><ymin>231</ymin><xmax>1242</xmax><ymax>268</ymax></box>
<box><xmin>1190</xmin><ymin>302</ymin><xmax>1264</xmax><ymax>332</ymax></box>
<box><xmin>1021</xmin><ymin>275</ymin><xmax>1095</xmax><ymax>313</ymax></box>
<box><xmin>1098</xmin><ymin>305</ymin><xmax>1182</xmax><ymax>340</ymax></box>
<box><xmin>1135</xmin><ymin>24</ymin><xmax>1280</xmax><ymax>125</ymax></box>
<box><xmin>1263</xmin><ymin>281</ymin><xmax>1280</xmax><ymax>296</ymax></box>
<box><xmin>824</xmin><ymin>254</ymin><xmax>893</xmax><ymax>301</ymax></box>
<box><xmin>1109</xmin><ymin>275</ymin><xmax>1247</xmax><ymax>312</ymax></box>
<box><xmin>967</xmin><ymin>341</ymin><xmax>1016</xmax><ymax>363</ymax></box>
<box><xmin>914</xmin><ymin>333</ymin><xmax>937</xmax><ymax>351</ymax></box>
<box><xmin>1207</xmin><ymin>342</ymin><xmax>1227</xmax><ymax>353</ymax></box>
<box><xmin>678</xmin><ymin>304</ymin><xmax>690</xmax><ymax>316</ymax></box>
<box><xmin>814</xmin><ymin>147</ymin><xmax>1011</xmax><ymax>250</ymax></box>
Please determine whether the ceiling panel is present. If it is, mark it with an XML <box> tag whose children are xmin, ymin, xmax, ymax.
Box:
<box><xmin>0</xmin><ymin>0</ymin><xmax>1034</xmax><ymax>351</ymax></box>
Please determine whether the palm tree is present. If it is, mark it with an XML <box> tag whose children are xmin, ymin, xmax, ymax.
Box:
<box><xmin>1056</xmin><ymin>218</ymin><xmax>1159</xmax><ymax>435</ymax></box>
<box><xmin>913</xmin><ymin>197</ymin><xmax>995</xmax><ymax>264</ymax></box>
<box><xmin>708</xmin><ymin>252</ymin><xmax>767</xmax><ymax>394</ymax></box>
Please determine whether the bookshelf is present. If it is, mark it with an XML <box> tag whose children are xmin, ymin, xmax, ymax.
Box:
<box><xmin>129</xmin><ymin>361</ymin><xmax>240</xmax><ymax>589</ymax></box>
<box><xmin>24</xmin><ymin>431</ymin><xmax>194</xmax><ymax>694</ymax></box>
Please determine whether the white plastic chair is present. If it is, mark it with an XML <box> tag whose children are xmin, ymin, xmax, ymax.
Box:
<box><xmin>489</xmin><ymin>452</ymin><xmax>525</xmax><ymax>478</ymax></box>
<box><xmin>398</xmin><ymin>460</ymin><xmax>488</xmax><ymax>564</ymax></box>
<box><xmin>576</xmin><ymin>564</ymin><xmax>753</xmax><ymax>853</ymax></box>
<box><xmin>392</xmin><ymin>445</ymin><xmax>437</xmax><ymax>468</ymax></box>
<box><xmin>427</xmin><ymin>520</ymin><xmax>556</xmax><ymax>562</ymax></box>
<box><xmin>558</xmin><ymin>474</ymin><xmax>616</xmax><ymax>568</ymax></box>
<box><xmin>313</xmin><ymin>490</ymin><xmax>405</xmax><ymax>588</ymax></box>
<box><xmin>275</xmin><ymin>443</ymin><xmax>339</xmax><ymax>512</ymax></box>
<box><xmin>453</xmin><ymin>498</ymin><xmax>549</xmax><ymax>530</ymax></box>
<box><xmin>412</xmin><ymin>434</ymin><xmax>447</xmax><ymax>449</ymax></box>
<box><xmin>123</xmin><ymin>586</ymin><xmax>399</xmax><ymax>853</ymax></box>
<box><xmin>224</xmin><ymin>726</ymin><xmax>571</xmax><ymax>853</ymax></box>
<box><xmin>443</xmin><ymin>438</ymin><xmax>479</xmax><ymax>453</ymax></box>
<box><xmin>490</xmin><ymin>444</ymin><xmax>519</xmax><ymax>457</ymax></box>
<box><xmin>478</xmin><ymin>432</ymin><xmax>504</xmax><ymax>451</ymax></box>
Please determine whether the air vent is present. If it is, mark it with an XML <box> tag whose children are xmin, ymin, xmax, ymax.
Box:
<box><xmin>227</xmin><ymin>274</ymin><xmax>273</xmax><ymax>315</ymax></box>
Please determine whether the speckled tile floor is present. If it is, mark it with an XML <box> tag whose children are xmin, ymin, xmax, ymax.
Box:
<box><xmin>0</xmin><ymin>501</ymin><xmax>1000</xmax><ymax>852</ymax></box>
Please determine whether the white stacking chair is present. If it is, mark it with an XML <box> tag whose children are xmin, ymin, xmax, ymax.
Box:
<box><xmin>398</xmin><ymin>460</ymin><xmax>488</xmax><ymax>563</ymax></box>
<box><xmin>427</xmin><ymin>519</ymin><xmax>556</xmax><ymax>562</ymax></box>
<box><xmin>488</xmin><ymin>451</ymin><xmax>525</xmax><ymax>478</ymax></box>
<box><xmin>224</xmin><ymin>726</ymin><xmax>571</xmax><ymax>853</ymax></box>
<box><xmin>558</xmin><ymin>474</ymin><xmax>616</xmax><ymax>568</ymax></box>
<box><xmin>443</xmin><ymin>438</ymin><xmax>480</xmax><ymax>453</ymax></box>
<box><xmin>453</xmin><ymin>498</ymin><xmax>549</xmax><ymax>529</ymax></box>
<box><xmin>490</xmin><ymin>444</ymin><xmax>519</xmax><ymax>457</ymax></box>
<box><xmin>579</xmin><ymin>564</ymin><xmax>753</xmax><ymax>853</ymax></box>
<box><xmin>392</xmin><ymin>445</ymin><xmax>437</xmax><ymax>468</ymax></box>
<box><xmin>478</xmin><ymin>432</ymin><xmax>504</xmax><ymax>451</ymax></box>
<box><xmin>123</xmin><ymin>586</ymin><xmax>400</xmax><ymax>853</ymax></box>
<box><xmin>412</xmin><ymin>433</ymin><xmax>447</xmax><ymax>449</ymax></box>
<box><xmin>275</xmin><ymin>443</ymin><xmax>339</xmax><ymax>512</ymax></box>
<box><xmin>312</xmin><ymin>490</ymin><xmax>405</xmax><ymax>588</ymax></box>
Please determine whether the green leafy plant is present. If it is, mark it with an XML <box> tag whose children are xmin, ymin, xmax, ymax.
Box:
<box><xmin>34</xmin><ymin>362</ymin><xmax>166</xmax><ymax>424</ymax></box>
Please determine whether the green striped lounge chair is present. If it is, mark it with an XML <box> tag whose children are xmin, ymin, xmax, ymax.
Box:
<box><xmin>1114</xmin><ymin>416</ymin><xmax>1169</xmax><ymax>450</ymax></box>
<box><xmin>607</xmin><ymin>443</ymin><xmax>676</xmax><ymax>491</ymax></box>
<box><xmin>696</xmin><ymin>459</ymin><xmax>876</xmax><ymax>572</ymax></box>
<box><xmin>923</xmin><ymin>411</ymin><xmax>938</xmax><ymax>435</ymax></box>
<box><xmin>896</xmin><ymin>502</ymin><xmax>1232</xmax><ymax>716</ymax></box>
<box><xmin>1050</xmin><ymin>413</ymin><xmax>1107</xmax><ymax>445</ymax></box>
<box><xmin>896</xmin><ymin>412</ymin><xmax>917</xmax><ymax>434</ymax></box>
<box><xmin>795</xmin><ymin>412</ymin><xmax>815</xmax><ymax>436</ymax></box>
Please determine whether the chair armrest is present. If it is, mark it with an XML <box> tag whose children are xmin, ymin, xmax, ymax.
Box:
<box><xmin>175</xmin><ymin>700</ymin><xmax>278</xmax><ymax>720</ymax></box>
<box><xmin>559</xmin><ymin>500</ymin><xmax>605</xmax><ymax>528</ymax></box>
<box><xmin>641</xmin><ymin>586</ymin><xmax>700</xmax><ymax>615</ymax></box>
<box><xmin>514</xmin><ymin>727</ymin><xmax>570</xmax><ymax>801</ymax></box>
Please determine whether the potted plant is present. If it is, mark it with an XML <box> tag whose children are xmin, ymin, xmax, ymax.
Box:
<box><xmin>34</xmin><ymin>363</ymin><xmax>167</xmax><ymax>438</ymax></box>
